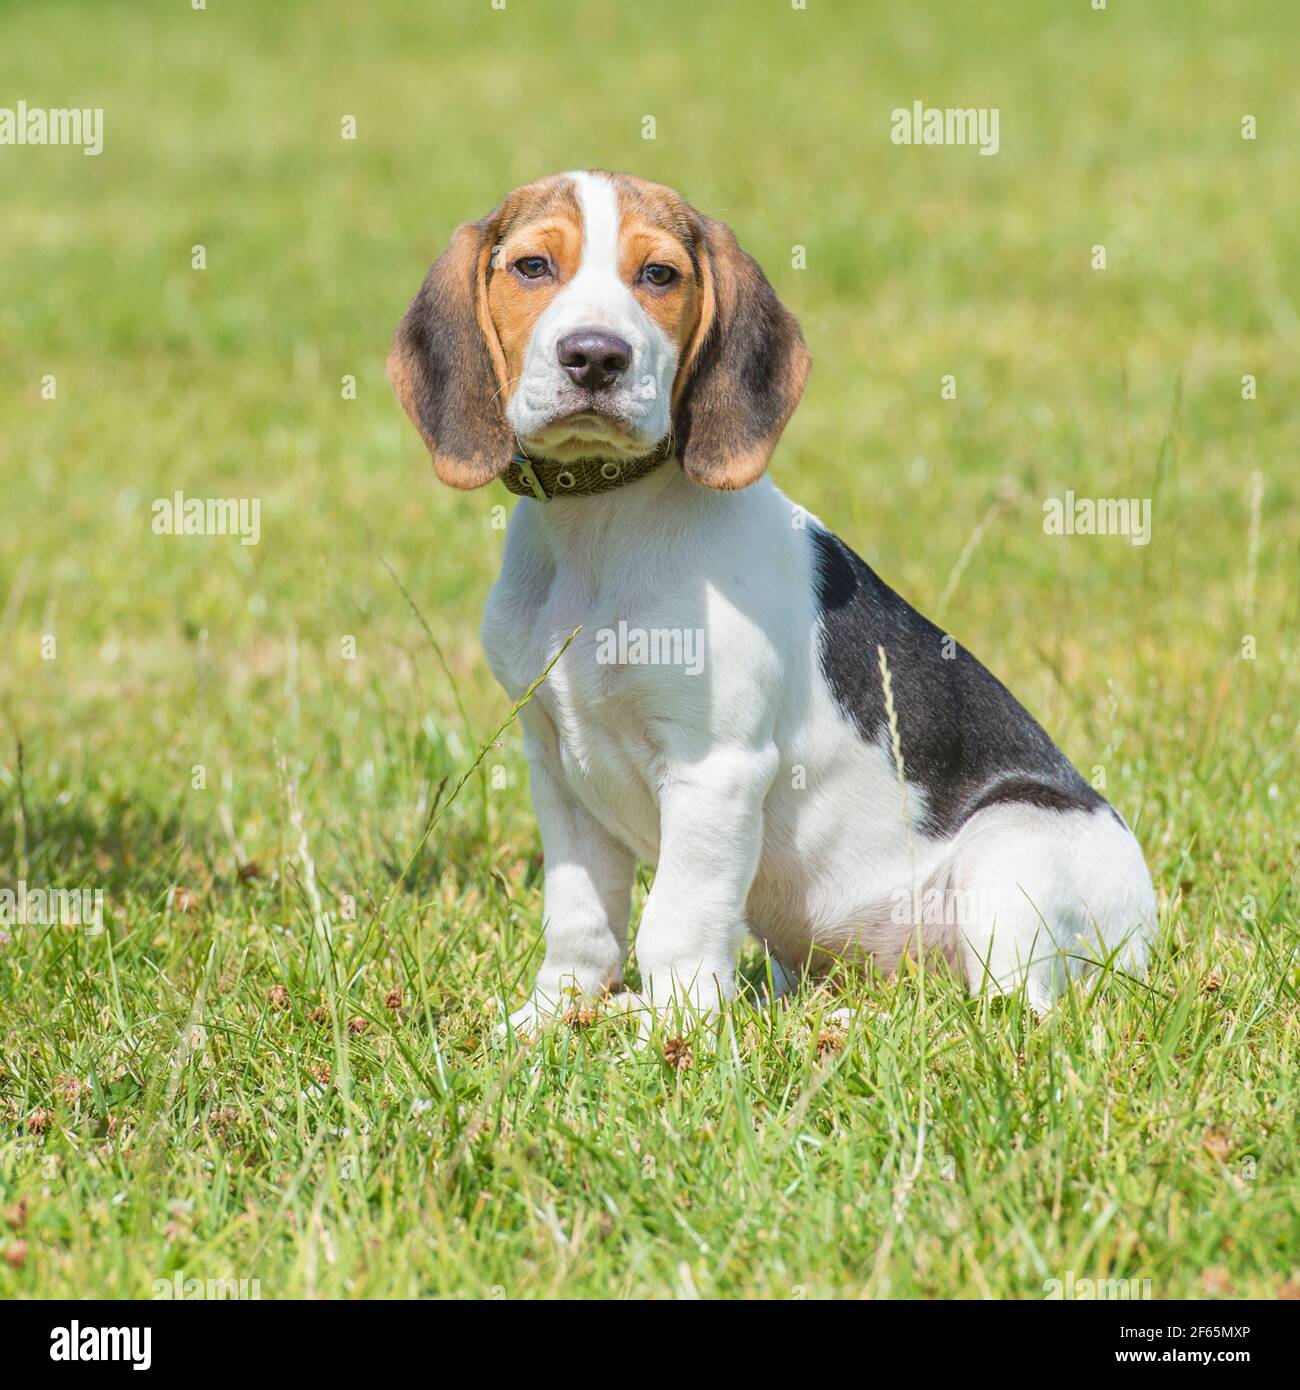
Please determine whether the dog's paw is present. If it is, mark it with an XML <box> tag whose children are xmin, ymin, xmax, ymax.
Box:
<box><xmin>494</xmin><ymin>997</ymin><xmax>549</xmax><ymax>1041</ymax></box>
<box><xmin>495</xmin><ymin>991</ymin><xmax>612</xmax><ymax>1041</ymax></box>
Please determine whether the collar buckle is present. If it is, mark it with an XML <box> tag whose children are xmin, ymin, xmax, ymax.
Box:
<box><xmin>511</xmin><ymin>453</ymin><xmax>550</xmax><ymax>503</ymax></box>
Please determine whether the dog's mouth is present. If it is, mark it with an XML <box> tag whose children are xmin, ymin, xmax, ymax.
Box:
<box><xmin>523</xmin><ymin>408</ymin><xmax>656</xmax><ymax>462</ymax></box>
<box><xmin>558</xmin><ymin>408</ymin><xmax>628</xmax><ymax>435</ymax></box>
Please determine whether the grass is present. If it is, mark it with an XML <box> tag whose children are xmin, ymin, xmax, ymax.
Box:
<box><xmin>1</xmin><ymin>0</ymin><xmax>1297</xmax><ymax>1298</ymax></box>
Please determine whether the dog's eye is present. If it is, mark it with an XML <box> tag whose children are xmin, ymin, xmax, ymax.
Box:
<box><xmin>514</xmin><ymin>256</ymin><xmax>550</xmax><ymax>280</ymax></box>
<box><xmin>641</xmin><ymin>263</ymin><xmax>677</xmax><ymax>288</ymax></box>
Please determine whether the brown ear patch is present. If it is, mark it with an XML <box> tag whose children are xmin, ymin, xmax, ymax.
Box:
<box><xmin>673</xmin><ymin>217</ymin><xmax>811</xmax><ymax>491</ymax></box>
<box><xmin>387</xmin><ymin>219</ymin><xmax>514</xmax><ymax>490</ymax></box>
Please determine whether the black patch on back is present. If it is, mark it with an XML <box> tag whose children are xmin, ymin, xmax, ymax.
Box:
<box><xmin>811</xmin><ymin>528</ymin><xmax>1108</xmax><ymax>837</ymax></box>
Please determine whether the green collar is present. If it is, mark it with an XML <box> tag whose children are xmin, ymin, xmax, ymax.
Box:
<box><xmin>502</xmin><ymin>437</ymin><xmax>674</xmax><ymax>501</ymax></box>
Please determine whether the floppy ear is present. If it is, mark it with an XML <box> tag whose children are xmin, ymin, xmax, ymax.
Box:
<box><xmin>387</xmin><ymin>218</ymin><xmax>514</xmax><ymax>488</ymax></box>
<box><xmin>673</xmin><ymin>217</ymin><xmax>811</xmax><ymax>490</ymax></box>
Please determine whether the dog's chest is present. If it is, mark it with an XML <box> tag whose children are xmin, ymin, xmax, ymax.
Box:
<box><xmin>482</xmin><ymin>545</ymin><xmax>671</xmax><ymax>857</ymax></box>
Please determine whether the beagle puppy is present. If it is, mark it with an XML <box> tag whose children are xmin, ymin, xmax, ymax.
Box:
<box><xmin>389</xmin><ymin>170</ymin><xmax>1156</xmax><ymax>1028</ymax></box>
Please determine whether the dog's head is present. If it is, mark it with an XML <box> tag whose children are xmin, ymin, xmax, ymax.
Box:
<box><xmin>388</xmin><ymin>170</ymin><xmax>810</xmax><ymax>491</ymax></box>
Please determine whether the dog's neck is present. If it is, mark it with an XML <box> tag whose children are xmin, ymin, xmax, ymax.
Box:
<box><xmin>516</xmin><ymin>454</ymin><xmax>724</xmax><ymax>577</ymax></box>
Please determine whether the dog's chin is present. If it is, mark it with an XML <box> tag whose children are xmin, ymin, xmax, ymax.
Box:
<box><xmin>522</xmin><ymin>411</ymin><xmax>662</xmax><ymax>464</ymax></box>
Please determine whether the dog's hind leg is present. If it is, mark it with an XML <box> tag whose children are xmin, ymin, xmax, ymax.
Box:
<box><xmin>945</xmin><ymin>801</ymin><xmax>1156</xmax><ymax>1012</ymax></box>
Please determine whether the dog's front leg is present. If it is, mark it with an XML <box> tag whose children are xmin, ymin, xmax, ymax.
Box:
<box><xmin>634</xmin><ymin>745</ymin><xmax>778</xmax><ymax>1017</ymax></box>
<box><xmin>508</xmin><ymin>751</ymin><xmax>636</xmax><ymax>1032</ymax></box>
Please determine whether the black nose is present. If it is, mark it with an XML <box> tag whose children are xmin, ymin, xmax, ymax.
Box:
<box><xmin>557</xmin><ymin>331</ymin><xmax>631</xmax><ymax>391</ymax></box>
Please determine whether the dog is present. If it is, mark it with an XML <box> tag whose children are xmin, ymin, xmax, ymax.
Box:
<box><xmin>388</xmin><ymin>170</ymin><xmax>1156</xmax><ymax>1028</ymax></box>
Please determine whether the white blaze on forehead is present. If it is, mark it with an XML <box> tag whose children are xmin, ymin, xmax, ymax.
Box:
<box><xmin>565</xmin><ymin>169</ymin><xmax>622</xmax><ymax>281</ymax></box>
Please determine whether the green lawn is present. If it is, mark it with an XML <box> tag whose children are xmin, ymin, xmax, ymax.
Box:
<box><xmin>1</xmin><ymin>0</ymin><xmax>1297</xmax><ymax>1298</ymax></box>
